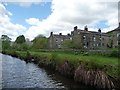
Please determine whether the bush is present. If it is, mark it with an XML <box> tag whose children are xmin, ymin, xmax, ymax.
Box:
<box><xmin>109</xmin><ymin>50</ymin><xmax>119</xmax><ymax>57</ymax></box>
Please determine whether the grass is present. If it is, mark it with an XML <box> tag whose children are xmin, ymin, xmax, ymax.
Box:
<box><xmin>3</xmin><ymin>50</ymin><xmax>119</xmax><ymax>79</ymax></box>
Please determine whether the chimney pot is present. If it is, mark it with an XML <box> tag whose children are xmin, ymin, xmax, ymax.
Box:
<box><xmin>98</xmin><ymin>28</ymin><xmax>101</xmax><ymax>33</ymax></box>
<box><xmin>50</xmin><ymin>32</ymin><xmax>53</xmax><ymax>36</ymax></box>
<box><xmin>59</xmin><ymin>33</ymin><xmax>62</xmax><ymax>35</ymax></box>
<box><xmin>74</xmin><ymin>26</ymin><xmax>78</xmax><ymax>30</ymax></box>
<box><xmin>84</xmin><ymin>25</ymin><xmax>88</xmax><ymax>31</ymax></box>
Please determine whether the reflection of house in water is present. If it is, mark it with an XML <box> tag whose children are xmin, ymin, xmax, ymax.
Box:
<box><xmin>48</xmin><ymin>24</ymin><xmax>120</xmax><ymax>49</ymax></box>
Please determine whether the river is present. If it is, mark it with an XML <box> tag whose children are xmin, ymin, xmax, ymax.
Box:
<box><xmin>0</xmin><ymin>53</ymin><xmax>95</xmax><ymax>89</ymax></box>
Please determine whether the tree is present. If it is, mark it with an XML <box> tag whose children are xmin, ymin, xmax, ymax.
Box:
<box><xmin>13</xmin><ymin>35</ymin><xmax>32</xmax><ymax>50</ymax></box>
<box><xmin>15</xmin><ymin>35</ymin><xmax>26</xmax><ymax>44</ymax></box>
<box><xmin>1</xmin><ymin>35</ymin><xmax>11</xmax><ymax>41</ymax></box>
<box><xmin>32</xmin><ymin>34</ymin><xmax>48</xmax><ymax>49</ymax></box>
<box><xmin>72</xmin><ymin>35</ymin><xmax>82</xmax><ymax>49</ymax></box>
<box><xmin>1</xmin><ymin>35</ymin><xmax>11</xmax><ymax>50</ymax></box>
<box><xmin>62</xmin><ymin>39</ymin><xmax>73</xmax><ymax>49</ymax></box>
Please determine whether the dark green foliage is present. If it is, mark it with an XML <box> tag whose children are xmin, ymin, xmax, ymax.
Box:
<box><xmin>62</xmin><ymin>40</ymin><xmax>73</xmax><ymax>48</ymax></box>
<box><xmin>15</xmin><ymin>35</ymin><xmax>26</xmax><ymax>44</ymax></box>
<box><xmin>109</xmin><ymin>50</ymin><xmax>119</xmax><ymax>57</ymax></box>
<box><xmin>1</xmin><ymin>35</ymin><xmax>11</xmax><ymax>50</ymax></box>
<box><xmin>32</xmin><ymin>34</ymin><xmax>48</xmax><ymax>49</ymax></box>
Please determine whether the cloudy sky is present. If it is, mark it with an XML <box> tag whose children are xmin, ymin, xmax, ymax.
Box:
<box><xmin>0</xmin><ymin>0</ymin><xmax>119</xmax><ymax>41</ymax></box>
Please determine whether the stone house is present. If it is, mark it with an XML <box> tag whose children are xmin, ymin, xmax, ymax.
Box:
<box><xmin>48</xmin><ymin>32</ymin><xmax>71</xmax><ymax>49</ymax></box>
<box><xmin>71</xmin><ymin>26</ymin><xmax>109</xmax><ymax>49</ymax></box>
<box><xmin>107</xmin><ymin>23</ymin><xmax>120</xmax><ymax>48</ymax></box>
<box><xmin>48</xmin><ymin>24</ymin><xmax>119</xmax><ymax>49</ymax></box>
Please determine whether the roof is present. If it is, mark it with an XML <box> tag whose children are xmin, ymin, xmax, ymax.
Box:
<box><xmin>51</xmin><ymin>34</ymin><xmax>71</xmax><ymax>39</ymax></box>
<box><xmin>107</xmin><ymin>26</ymin><xmax>120</xmax><ymax>33</ymax></box>
<box><xmin>75</xmin><ymin>29</ymin><xmax>108</xmax><ymax>35</ymax></box>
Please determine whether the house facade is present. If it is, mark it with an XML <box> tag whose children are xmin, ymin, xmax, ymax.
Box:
<box><xmin>48</xmin><ymin>24</ymin><xmax>119</xmax><ymax>49</ymax></box>
<box><xmin>107</xmin><ymin>23</ymin><xmax>120</xmax><ymax>48</ymax></box>
<box><xmin>71</xmin><ymin>26</ymin><xmax>109</xmax><ymax>49</ymax></box>
<box><xmin>48</xmin><ymin>32</ymin><xmax>71</xmax><ymax>49</ymax></box>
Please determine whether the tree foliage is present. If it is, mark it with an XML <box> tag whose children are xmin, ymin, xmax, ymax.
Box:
<box><xmin>72</xmin><ymin>35</ymin><xmax>82</xmax><ymax>49</ymax></box>
<box><xmin>1</xmin><ymin>35</ymin><xmax>11</xmax><ymax>50</ymax></box>
<box><xmin>15</xmin><ymin>35</ymin><xmax>26</xmax><ymax>44</ymax></box>
<box><xmin>32</xmin><ymin>34</ymin><xmax>48</xmax><ymax>49</ymax></box>
<box><xmin>62</xmin><ymin>39</ymin><xmax>73</xmax><ymax>49</ymax></box>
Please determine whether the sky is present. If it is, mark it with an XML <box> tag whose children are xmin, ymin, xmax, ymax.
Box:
<box><xmin>0</xmin><ymin>0</ymin><xmax>119</xmax><ymax>41</ymax></box>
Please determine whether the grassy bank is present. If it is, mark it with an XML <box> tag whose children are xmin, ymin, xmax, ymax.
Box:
<box><xmin>2</xmin><ymin>50</ymin><xmax>119</xmax><ymax>79</ymax></box>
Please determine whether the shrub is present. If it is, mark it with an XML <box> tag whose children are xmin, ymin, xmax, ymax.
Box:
<box><xmin>109</xmin><ymin>50</ymin><xmax>118</xmax><ymax>57</ymax></box>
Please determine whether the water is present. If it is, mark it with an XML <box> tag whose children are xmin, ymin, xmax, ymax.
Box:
<box><xmin>1</xmin><ymin>53</ymin><xmax>93</xmax><ymax>89</ymax></box>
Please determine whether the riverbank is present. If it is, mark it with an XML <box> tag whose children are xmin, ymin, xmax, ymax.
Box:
<box><xmin>1</xmin><ymin>50</ymin><xmax>119</xmax><ymax>89</ymax></box>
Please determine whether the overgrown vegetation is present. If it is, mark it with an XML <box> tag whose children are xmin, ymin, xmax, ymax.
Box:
<box><xmin>3</xmin><ymin>49</ymin><xmax>119</xmax><ymax>79</ymax></box>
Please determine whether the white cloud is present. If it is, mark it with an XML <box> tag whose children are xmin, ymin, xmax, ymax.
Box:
<box><xmin>26</xmin><ymin>18</ymin><xmax>40</xmax><ymax>25</ymax></box>
<box><xmin>2</xmin><ymin>0</ymin><xmax>51</xmax><ymax>7</ymax></box>
<box><xmin>0</xmin><ymin>3</ymin><xmax>26</xmax><ymax>41</ymax></box>
<box><xmin>24</xmin><ymin>0</ymin><xmax>119</xmax><ymax>40</ymax></box>
<box><xmin>0</xmin><ymin>0</ymin><xmax>119</xmax><ymax>41</ymax></box>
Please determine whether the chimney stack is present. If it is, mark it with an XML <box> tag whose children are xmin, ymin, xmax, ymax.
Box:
<box><xmin>98</xmin><ymin>28</ymin><xmax>101</xmax><ymax>33</ymax></box>
<box><xmin>67</xmin><ymin>33</ymin><xmax>70</xmax><ymax>36</ymax></box>
<box><xmin>50</xmin><ymin>32</ymin><xmax>53</xmax><ymax>36</ymax></box>
<box><xmin>59</xmin><ymin>33</ymin><xmax>62</xmax><ymax>35</ymax></box>
<box><xmin>84</xmin><ymin>25</ymin><xmax>88</xmax><ymax>31</ymax></box>
<box><xmin>74</xmin><ymin>26</ymin><xmax>78</xmax><ymax>31</ymax></box>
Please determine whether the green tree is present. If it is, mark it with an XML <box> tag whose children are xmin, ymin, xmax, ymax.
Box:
<box><xmin>62</xmin><ymin>39</ymin><xmax>73</xmax><ymax>49</ymax></box>
<box><xmin>15</xmin><ymin>35</ymin><xmax>26</xmax><ymax>44</ymax></box>
<box><xmin>1</xmin><ymin>35</ymin><xmax>11</xmax><ymax>50</ymax></box>
<box><xmin>72</xmin><ymin>35</ymin><xmax>82</xmax><ymax>49</ymax></box>
<box><xmin>13</xmin><ymin>35</ymin><xmax>31</xmax><ymax>50</ymax></box>
<box><xmin>32</xmin><ymin>34</ymin><xmax>48</xmax><ymax>49</ymax></box>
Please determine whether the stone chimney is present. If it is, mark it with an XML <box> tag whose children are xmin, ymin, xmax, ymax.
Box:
<box><xmin>84</xmin><ymin>25</ymin><xmax>88</xmax><ymax>31</ymax></box>
<box><xmin>98</xmin><ymin>28</ymin><xmax>101</xmax><ymax>33</ymax></box>
<box><xmin>50</xmin><ymin>32</ymin><xmax>53</xmax><ymax>36</ymax></box>
<box><xmin>74</xmin><ymin>26</ymin><xmax>78</xmax><ymax>31</ymax></box>
<box><xmin>67</xmin><ymin>33</ymin><xmax>70</xmax><ymax>36</ymax></box>
<box><xmin>59</xmin><ymin>33</ymin><xmax>62</xmax><ymax>35</ymax></box>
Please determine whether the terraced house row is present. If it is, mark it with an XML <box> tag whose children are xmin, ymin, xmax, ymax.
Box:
<box><xmin>48</xmin><ymin>23</ymin><xmax>120</xmax><ymax>49</ymax></box>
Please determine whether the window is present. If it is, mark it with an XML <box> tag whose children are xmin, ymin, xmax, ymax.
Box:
<box><xmin>117</xmin><ymin>33</ymin><xmax>120</xmax><ymax>38</ymax></box>
<box><xmin>83</xmin><ymin>35</ymin><xmax>86</xmax><ymax>40</ymax></box>
<box><xmin>97</xmin><ymin>44</ymin><xmax>99</xmax><ymax>47</ymax></box>
<box><xmin>93</xmin><ymin>37</ymin><xmax>96</xmax><ymax>41</ymax></box>
<box><xmin>70</xmin><ymin>37</ymin><xmax>72</xmax><ymax>40</ymax></box>
<box><xmin>99</xmin><ymin>36</ymin><xmax>102</xmax><ymax>40</ymax></box>
<box><xmin>61</xmin><ymin>39</ymin><xmax>63</xmax><ymax>41</ymax></box>
<box><xmin>56</xmin><ymin>39</ymin><xmax>58</xmax><ymax>42</ymax></box>
<box><xmin>93</xmin><ymin>43</ymin><xmax>96</xmax><ymax>47</ymax></box>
